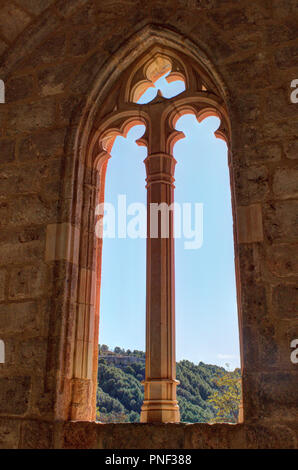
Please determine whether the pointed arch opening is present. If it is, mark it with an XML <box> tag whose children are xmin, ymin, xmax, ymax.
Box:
<box><xmin>61</xmin><ymin>26</ymin><xmax>243</xmax><ymax>425</ymax></box>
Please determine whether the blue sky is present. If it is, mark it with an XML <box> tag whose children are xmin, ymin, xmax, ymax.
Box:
<box><xmin>99</xmin><ymin>79</ymin><xmax>240</xmax><ymax>371</ymax></box>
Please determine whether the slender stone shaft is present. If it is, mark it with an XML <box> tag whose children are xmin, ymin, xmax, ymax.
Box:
<box><xmin>140</xmin><ymin>150</ymin><xmax>180</xmax><ymax>423</ymax></box>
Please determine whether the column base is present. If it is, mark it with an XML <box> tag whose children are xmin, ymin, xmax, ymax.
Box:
<box><xmin>140</xmin><ymin>378</ymin><xmax>180</xmax><ymax>423</ymax></box>
<box><xmin>140</xmin><ymin>400</ymin><xmax>180</xmax><ymax>423</ymax></box>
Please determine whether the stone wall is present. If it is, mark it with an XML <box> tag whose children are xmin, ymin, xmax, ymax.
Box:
<box><xmin>0</xmin><ymin>0</ymin><xmax>297</xmax><ymax>448</ymax></box>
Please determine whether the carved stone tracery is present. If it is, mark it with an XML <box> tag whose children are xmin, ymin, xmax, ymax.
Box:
<box><xmin>69</xmin><ymin>39</ymin><xmax>233</xmax><ymax>423</ymax></box>
<box><xmin>82</xmin><ymin>48</ymin><xmax>231</xmax><ymax>423</ymax></box>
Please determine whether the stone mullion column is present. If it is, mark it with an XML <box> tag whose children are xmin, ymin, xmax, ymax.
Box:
<box><xmin>140</xmin><ymin>151</ymin><xmax>180</xmax><ymax>423</ymax></box>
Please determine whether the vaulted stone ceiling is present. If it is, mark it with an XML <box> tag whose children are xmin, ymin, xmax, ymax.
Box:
<box><xmin>1</xmin><ymin>0</ymin><xmax>297</xmax><ymax>81</ymax></box>
<box><xmin>0</xmin><ymin>1</ymin><xmax>55</xmax><ymax>53</ymax></box>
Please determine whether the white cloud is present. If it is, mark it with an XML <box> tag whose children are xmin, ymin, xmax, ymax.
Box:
<box><xmin>217</xmin><ymin>354</ymin><xmax>237</xmax><ymax>360</ymax></box>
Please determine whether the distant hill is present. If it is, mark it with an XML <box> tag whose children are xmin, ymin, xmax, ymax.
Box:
<box><xmin>97</xmin><ymin>346</ymin><xmax>240</xmax><ymax>423</ymax></box>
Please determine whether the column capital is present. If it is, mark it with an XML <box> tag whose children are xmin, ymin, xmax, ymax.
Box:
<box><xmin>144</xmin><ymin>152</ymin><xmax>177</xmax><ymax>187</ymax></box>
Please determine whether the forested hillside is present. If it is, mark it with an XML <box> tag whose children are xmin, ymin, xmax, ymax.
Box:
<box><xmin>97</xmin><ymin>346</ymin><xmax>241</xmax><ymax>423</ymax></box>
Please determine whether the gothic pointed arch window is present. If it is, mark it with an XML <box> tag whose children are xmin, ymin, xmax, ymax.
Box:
<box><xmin>93</xmin><ymin>48</ymin><xmax>239</xmax><ymax>424</ymax></box>
<box><xmin>67</xmin><ymin>37</ymin><xmax>242</xmax><ymax>425</ymax></box>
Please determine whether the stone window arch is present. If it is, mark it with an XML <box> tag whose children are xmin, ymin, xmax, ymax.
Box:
<box><xmin>54</xmin><ymin>27</ymin><xmax>244</xmax><ymax>424</ymax></box>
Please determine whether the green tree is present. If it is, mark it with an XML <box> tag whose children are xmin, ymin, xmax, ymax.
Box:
<box><xmin>97</xmin><ymin>349</ymin><xmax>242</xmax><ymax>424</ymax></box>
<box><xmin>207</xmin><ymin>367</ymin><xmax>241</xmax><ymax>423</ymax></box>
<box><xmin>114</xmin><ymin>346</ymin><xmax>125</xmax><ymax>354</ymax></box>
